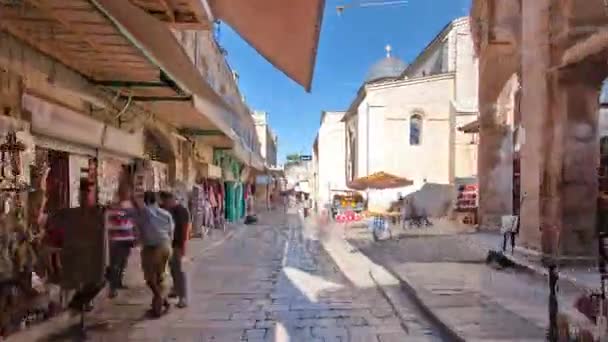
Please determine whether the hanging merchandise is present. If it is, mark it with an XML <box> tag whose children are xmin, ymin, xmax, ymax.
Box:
<box><xmin>173</xmin><ymin>181</ymin><xmax>189</xmax><ymax>209</ymax></box>
<box><xmin>0</xmin><ymin>131</ymin><xmax>40</xmax><ymax>336</ymax></box>
<box><xmin>236</xmin><ymin>182</ymin><xmax>244</xmax><ymax>220</ymax></box>
<box><xmin>210</xmin><ymin>181</ymin><xmax>223</xmax><ymax>229</ymax></box>
<box><xmin>191</xmin><ymin>184</ymin><xmax>204</xmax><ymax>237</ymax></box>
<box><xmin>214</xmin><ymin>150</ymin><xmax>241</xmax><ymax>181</ymax></box>
<box><xmin>202</xmin><ymin>184</ymin><xmax>214</xmax><ymax>231</ymax></box>
<box><xmin>97</xmin><ymin>158</ymin><xmax>123</xmax><ymax>206</ymax></box>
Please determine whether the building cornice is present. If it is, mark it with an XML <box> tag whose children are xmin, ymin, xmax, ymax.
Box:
<box><xmin>342</xmin><ymin>86</ymin><xmax>368</xmax><ymax>122</ymax></box>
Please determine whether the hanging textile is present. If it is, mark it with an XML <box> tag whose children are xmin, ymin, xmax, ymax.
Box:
<box><xmin>46</xmin><ymin>150</ymin><xmax>70</xmax><ymax>214</ymax></box>
<box><xmin>191</xmin><ymin>184</ymin><xmax>204</xmax><ymax>236</ymax></box>
<box><xmin>202</xmin><ymin>189</ymin><xmax>214</xmax><ymax>229</ymax></box>
<box><xmin>59</xmin><ymin>206</ymin><xmax>107</xmax><ymax>290</ymax></box>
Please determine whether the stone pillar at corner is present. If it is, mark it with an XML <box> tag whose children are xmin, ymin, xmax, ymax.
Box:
<box><xmin>518</xmin><ymin>0</ymin><xmax>551</xmax><ymax>253</ymax></box>
<box><xmin>519</xmin><ymin>0</ymin><xmax>605</xmax><ymax>257</ymax></box>
<box><xmin>549</xmin><ymin>69</ymin><xmax>603</xmax><ymax>256</ymax></box>
<box><xmin>477</xmin><ymin>48</ymin><xmax>518</xmax><ymax>230</ymax></box>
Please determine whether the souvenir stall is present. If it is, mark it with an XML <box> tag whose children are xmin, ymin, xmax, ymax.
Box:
<box><xmin>191</xmin><ymin>162</ymin><xmax>223</xmax><ymax>236</ymax></box>
<box><xmin>24</xmin><ymin>93</ymin><xmax>142</xmax><ymax>209</ymax></box>
<box><xmin>455</xmin><ymin>182</ymin><xmax>478</xmax><ymax>225</ymax></box>
<box><xmin>214</xmin><ymin>150</ymin><xmax>244</xmax><ymax>223</ymax></box>
<box><xmin>0</xmin><ymin>129</ymin><xmax>41</xmax><ymax>337</ymax></box>
<box><xmin>96</xmin><ymin>128</ymin><xmax>143</xmax><ymax>206</ymax></box>
<box><xmin>3</xmin><ymin>93</ymin><xmax>140</xmax><ymax>337</ymax></box>
<box><xmin>347</xmin><ymin>172</ymin><xmax>413</xmax><ymax>241</ymax></box>
<box><xmin>242</xmin><ymin>168</ymin><xmax>254</xmax><ymax>218</ymax></box>
<box><xmin>97</xmin><ymin>157</ymin><xmax>126</xmax><ymax>206</ymax></box>
<box><xmin>191</xmin><ymin>183</ymin><xmax>205</xmax><ymax>236</ymax></box>
<box><xmin>224</xmin><ymin>182</ymin><xmax>245</xmax><ymax>223</ymax></box>
<box><xmin>143</xmin><ymin>129</ymin><xmax>174</xmax><ymax>192</ymax></box>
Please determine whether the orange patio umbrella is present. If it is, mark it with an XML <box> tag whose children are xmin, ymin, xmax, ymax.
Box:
<box><xmin>347</xmin><ymin>171</ymin><xmax>413</xmax><ymax>191</ymax></box>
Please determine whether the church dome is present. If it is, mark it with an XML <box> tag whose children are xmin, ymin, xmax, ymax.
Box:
<box><xmin>365</xmin><ymin>45</ymin><xmax>408</xmax><ymax>83</ymax></box>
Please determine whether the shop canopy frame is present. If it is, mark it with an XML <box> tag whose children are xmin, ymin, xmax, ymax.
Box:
<box><xmin>1</xmin><ymin>0</ymin><xmax>325</xmax><ymax>168</ymax></box>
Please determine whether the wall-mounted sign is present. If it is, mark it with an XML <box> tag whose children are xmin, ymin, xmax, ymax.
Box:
<box><xmin>300</xmin><ymin>155</ymin><xmax>312</xmax><ymax>161</ymax></box>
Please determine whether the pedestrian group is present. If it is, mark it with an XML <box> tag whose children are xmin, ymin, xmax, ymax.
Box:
<box><xmin>105</xmin><ymin>184</ymin><xmax>192</xmax><ymax>318</ymax></box>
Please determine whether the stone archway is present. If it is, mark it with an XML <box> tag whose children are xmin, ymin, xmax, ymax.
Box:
<box><xmin>477</xmin><ymin>45</ymin><xmax>520</xmax><ymax>229</ymax></box>
<box><xmin>471</xmin><ymin>0</ymin><xmax>523</xmax><ymax>229</ymax></box>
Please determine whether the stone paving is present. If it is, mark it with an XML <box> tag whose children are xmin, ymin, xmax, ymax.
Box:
<box><xmin>347</xmin><ymin>223</ymin><xmax>592</xmax><ymax>341</ymax></box>
<box><xmin>36</xmin><ymin>210</ymin><xmax>444</xmax><ymax>342</ymax></box>
<box><xmin>474</xmin><ymin>232</ymin><xmax>601</xmax><ymax>293</ymax></box>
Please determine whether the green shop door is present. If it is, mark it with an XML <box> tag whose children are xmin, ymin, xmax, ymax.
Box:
<box><xmin>236</xmin><ymin>182</ymin><xmax>244</xmax><ymax>219</ymax></box>
<box><xmin>225</xmin><ymin>181</ymin><xmax>237</xmax><ymax>222</ymax></box>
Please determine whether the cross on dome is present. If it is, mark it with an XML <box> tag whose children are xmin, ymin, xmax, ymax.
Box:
<box><xmin>385</xmin><ymin>44</ymin><xmax>392</xmax><ymax>58</ymax></box>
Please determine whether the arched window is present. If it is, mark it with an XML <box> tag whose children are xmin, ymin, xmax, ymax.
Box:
<box><xmin>601</xmin><ymin>79</ymin><xmax>608</xmax><ymax>105</ymax></box>
<box><xmin>410</xmin><ymin>114</ymin><xmax>422</xmax><ymax>145</ymax></box>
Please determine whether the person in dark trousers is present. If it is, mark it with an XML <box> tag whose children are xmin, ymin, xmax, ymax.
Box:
<box><xmin>160</xmin><ymin>191</ymin><xmax>191</xmax><ymax>308</ymax></box>
<box><xmin>105</xmin><ymin>184</ymin><xmax>137</xmax><ymax>298</ymax></box>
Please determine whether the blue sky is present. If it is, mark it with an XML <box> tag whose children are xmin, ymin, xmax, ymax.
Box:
<box><xmin>221</xmin><ymin>0</ymin><xmax>471</xmax><ymax>163</ymax></box>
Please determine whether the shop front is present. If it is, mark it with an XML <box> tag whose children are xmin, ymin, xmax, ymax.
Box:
<box><xmin>215</xmin><ymin>149</ymin><xmax>246</xmax><ymax>223</ymax></box>
<box><xmin>191</xmin><ymin>162</ymin><xmax>224</xmax><ymax>236</ymax></box>
<box><xmin>0</xmin><ymin>93</ymin><xmax>143</xmax><ymax>336</ymax></box>
<box><xmin>24</xmin><ymin>94</ymin><xmax>143</xmax><ymax>206</ymax></box>
<box><xmin>139</xmin><ymin>129</ymin><xmax>175</xmax><ymax>194</ymax></box>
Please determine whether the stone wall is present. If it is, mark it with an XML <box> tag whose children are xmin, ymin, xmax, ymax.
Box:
<box><xmin>317</xmin><ymin>112</ymin><xmax>347</xmax><ymax>209</ymax></box>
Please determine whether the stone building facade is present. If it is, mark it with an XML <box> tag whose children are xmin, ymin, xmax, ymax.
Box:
<box><xmin>344</xmin><ymin>17</ymin><xmax>478</xmax><ymax>214</ymax></box>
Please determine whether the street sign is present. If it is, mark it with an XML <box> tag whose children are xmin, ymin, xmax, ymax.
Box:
<box><xmin>300</xmin><ymin>155</ymin><xmax>312</xmax><ymax>161</ymax></box>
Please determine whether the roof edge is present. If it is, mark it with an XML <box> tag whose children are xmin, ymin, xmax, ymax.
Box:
<box><xmin>400</xmin><ymin>16</ymin><xmax>469</xmax><ymax>79</ymax></box>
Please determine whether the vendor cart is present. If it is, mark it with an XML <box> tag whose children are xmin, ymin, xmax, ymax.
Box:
<box><xmin>347</xmin><ymin>172</ymin><xmax>413</xmax><ymax>241</ymax></box>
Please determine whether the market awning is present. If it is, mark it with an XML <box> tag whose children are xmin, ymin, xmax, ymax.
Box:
<box><xmin>458</xmin><ymin>120</ymin><xmax>480</xmax><ymax>134</ymax></box>
<box><xmin>91</xmin><ymin>0</ymin><xmax>226</xmax><ymax>107</ymax></box>
<box><xmin>0</xmin><ymin>0</ymin><xmax>226</xmax><ymax>106</ymax></box>
<box><xmin>129</xmin><ymin>0</ymin><xmax>212</xmax><ymax>29</ymax></box>
<box><xmin>208</xmin><ymin>0</ymin><xmax>325</xmax><ymax>91</ymax></box>
<box><xmin>0</xmin><ymin>1</ymin><xmax>158</xmax><ymax>85</ymax></box>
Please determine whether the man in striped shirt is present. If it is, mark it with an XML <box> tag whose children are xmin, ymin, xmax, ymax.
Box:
<box><xmin>106</xmin><ymin>185</ymin><xmax>137</xmax><ymax>298</ymax></box>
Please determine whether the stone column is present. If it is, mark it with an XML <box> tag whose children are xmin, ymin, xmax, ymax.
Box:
<box><xmin>519</xmin><ymin>0</ymin><xmax>550</xmax><ymax>251</ymax></box>
<box><xmin>477</xmin><ymin>47</ymin><xmax>517</xmax><ymax>229</ymax></box>
<box><xmin>551</xmin><ymin>67</ymin><xmax>603</xmax><ymax>256</ymax></box>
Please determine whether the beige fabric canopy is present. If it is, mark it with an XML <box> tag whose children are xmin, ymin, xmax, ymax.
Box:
<box><xmin>209</xmin><ymin>0</ymin><xmax>325</xmax><ymax>92</ymax></box>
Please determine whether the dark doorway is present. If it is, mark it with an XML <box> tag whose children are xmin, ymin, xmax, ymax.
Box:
<box><xmin>46</xmin><ymin>150</ymin><xmax>70</xmax><ymax>213</ymax></box>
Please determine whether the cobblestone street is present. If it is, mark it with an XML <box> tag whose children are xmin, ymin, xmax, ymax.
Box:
<box><xmin>33</xmin><ymin>211</ymin><xmax>443</xmax><ymax>342</ymax></box>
